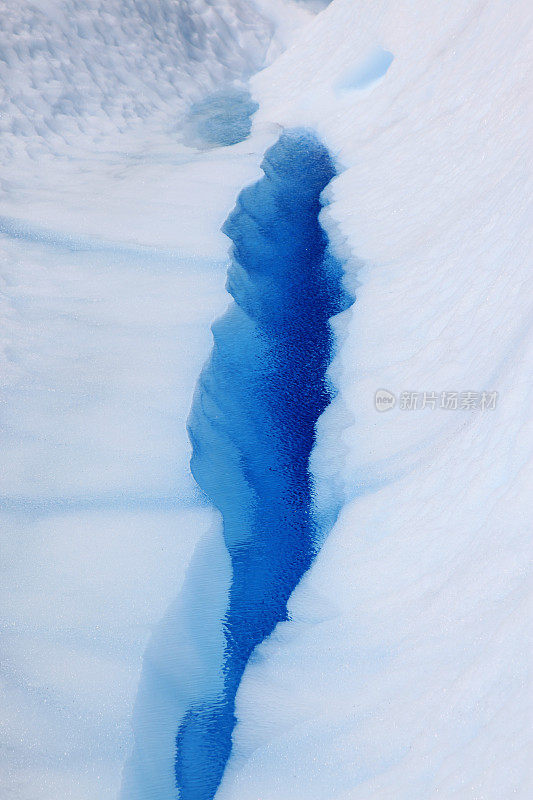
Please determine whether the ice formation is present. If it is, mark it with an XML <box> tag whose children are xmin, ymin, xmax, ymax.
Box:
<box><xmin>0</xmin><ymin>1</ymin><xmax>531</xmax><ymax>799</ymax></box>
<box><xmin>176</xmin><ymin>130</ymin><xmax>350</xmax><ymax>798</ymax></box>
<box><xmin>0</xmin><ymin>0</ymin><xmax>270</xmax><ymax>161</ymax></box>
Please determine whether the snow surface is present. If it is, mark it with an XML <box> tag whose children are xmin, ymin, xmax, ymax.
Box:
<box><xmin>0</xmin><ymin>204</ymin><xmax>227</xmax><ymax>798</ymax></box>
<box><xmin>0</xmin><ymin>1</ymin><xmax>314</xmax><ymax>797</ymax></box>
<box><xmin>0</xmin><ymin>0</ymin><xmax>269</xmax><ymax>161</ymax></box>
<box><xmin>1</xmin><ymin>0</ymin><xmax>531</xmax><ymax>798</ymax></box>
<box><xmin>214</xmin><ymin>2</ymin><xmax>532</xmax><ymax>798</ymax></box>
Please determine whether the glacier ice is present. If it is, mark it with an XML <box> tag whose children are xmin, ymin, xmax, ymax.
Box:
<box><xmin>1</xmin><ymin>1</ymin><xmax>531</xmax><ymax>799</ymax></box>
<box><xmin>0</xmin><ymin>3</ymin><xmax>318</xmax><ymax>797</ymax></box>
<box><xmin>0</xmin><ymin>0</ymin><xmax>271</xmax><ymax>162</ymax></box>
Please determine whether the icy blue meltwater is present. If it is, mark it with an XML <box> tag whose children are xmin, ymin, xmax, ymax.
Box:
<box><xmin>182</xmin><ymin>88</ymin><xmax>259</xmax><ymax>149</ymax></box>
<box><xmin>174</xmin><ymin>130</ymin><xmax>353</xmax><ymax>798</ymax></box>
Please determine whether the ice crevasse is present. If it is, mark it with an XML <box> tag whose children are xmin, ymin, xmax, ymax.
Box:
<box><xmin>121</xmin><ymin>128</ymin><xmax>353</xmax><ymax>799</ymax></box>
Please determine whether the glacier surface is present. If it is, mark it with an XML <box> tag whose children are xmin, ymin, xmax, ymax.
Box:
<box><xmin>0</xmin><ymin>1</ymin><xmax>531</xmax><ymax>799</ymax></box>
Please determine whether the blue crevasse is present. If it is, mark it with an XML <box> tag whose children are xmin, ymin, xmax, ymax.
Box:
<box><xmin>175</xmin><ymin>129</ymin><xmax>353</xmax><ymax>799</ymax></box>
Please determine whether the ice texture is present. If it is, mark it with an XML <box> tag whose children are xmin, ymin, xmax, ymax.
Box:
<box><xmin>213</xmin><ymin>2</ymin><xmax>532</xmax><ymax>798</ymax></box>
<box><xmin>1</xmin><ymin>0</ymin><xmax>530</xmax><ymax>798</ymax></box>
<box><xmin>0</xmin><ymin>0</ymin><xmax>272</xmax><ymax>162</ymax></box>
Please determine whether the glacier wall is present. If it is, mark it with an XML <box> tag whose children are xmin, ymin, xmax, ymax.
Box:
<box><xmin>212</xmin><ymin>2</ymin><xmax>532</xmax><ymax>799</ymax></box>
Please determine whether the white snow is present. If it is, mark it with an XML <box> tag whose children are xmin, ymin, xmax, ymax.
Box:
<box><xmin>0</xmin><ymin>1</ymin><xmax>313</xmax><ymax>797</ymax></box>
<box><xmin>213</xmin><ymin>2</ymin><xmax>532</xmax><ymax>798</ymax></box>
<box><xmin>0</xmin><ymin>211</ymin><xmax>227</xmax><ymax>797</ymax></box>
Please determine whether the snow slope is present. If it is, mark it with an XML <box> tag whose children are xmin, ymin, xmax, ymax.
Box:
<box><xmin>213</xmin><ymin>2</ymin><xmax>533</xmax><ymax>798</ymax></box>
<box><xmin>0</xmin><ymin>2</ymin><xmax>316</xmax><ymax>798</ymax></box>
<box><xmin>0</xmin><ymin>0</ymin><xmax>270</xmax><ymax>162</ymax></box>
